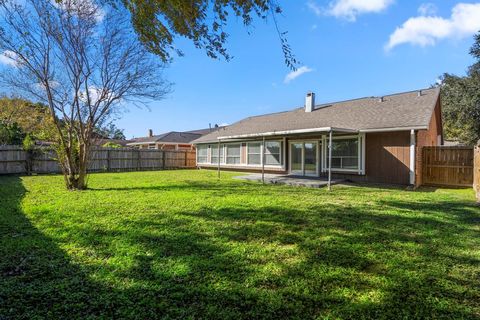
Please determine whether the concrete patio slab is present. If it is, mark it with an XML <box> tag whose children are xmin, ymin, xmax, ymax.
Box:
<box><xmin>234</xmin><ymin>174</ymin><xmax>346</xmax><ymax>188</ymax></box>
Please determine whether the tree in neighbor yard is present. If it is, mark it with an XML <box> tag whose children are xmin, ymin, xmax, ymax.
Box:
<box><xmin>439</xmin><ymin>32</ymin><xmax>480</xmax><ymax>146</ymax></box>
<box><xmin>113</xmin><ymin>0</ymin><xmax>298</xmax><ymax>70</ymax></box>
<box><xmin>0</xmin><ymin>0</ymin><xmax>170</xmax><ymax>189</ymax></box>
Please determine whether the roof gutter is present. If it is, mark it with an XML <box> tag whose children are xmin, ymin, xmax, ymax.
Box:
<box><xmin>217</xmin><ymin>127</ymin><xmax>357</xmax><ymax>140</ymax></box>
<box><xmin>359</xmin><ymin>126</ymin><xmax>428</xmax><ymax>133</ymax></box>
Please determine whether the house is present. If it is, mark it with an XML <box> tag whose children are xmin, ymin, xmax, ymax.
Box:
<box><xmin>127</xmin><ymin>127</ymin><xmax>222</xmax><ymax>150</ymax></box>
<box><xmin>192</xmin><ymin>88</ymin><xmax>443</xmax><ymax>186</ymax></box>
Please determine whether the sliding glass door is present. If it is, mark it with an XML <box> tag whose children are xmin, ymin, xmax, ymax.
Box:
<box><xmin>304</xmin><ymin>142</ymin><xmax>318</xmax><ymax>176</ymax></box>
<box><xmin>290</xmin><ymin>143</ymin><xmax>303</xmax><ymax>175</ymax></box>
<box><xmin>289</xmin><ymin>141</ymin><xmax>319</xmax><ymax>177</ymax></box>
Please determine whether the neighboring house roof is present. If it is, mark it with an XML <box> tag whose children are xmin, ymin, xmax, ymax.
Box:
<box><xmin>127</xmin><ymin>127</ymin><xmax>224</xmax><ymax>146</ymax></box>
<box><xmin>94</xmin><ymin>138</ymin><xmax>132</xmax><ymax>147</ymax></box>
<box><xmin>127</xmin><ymin>131</ymin><xmax>202</xmax><ymax>145</ymax></box>
<box><xmin>193</xmin><ymin>88</ymin><xmax>440</xmax><ymax>143</ymax></box>
<box><xmin>184</xmin><ymin>127</ymin><xmax>225</xmax><ymax>135</ymax></box>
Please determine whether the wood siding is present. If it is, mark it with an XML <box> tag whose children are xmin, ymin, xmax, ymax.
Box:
<box><xmin>362</xmin><ymin>132</ymin><xmax>410</xmax><ymax>185</ymax></box>
<box><xmin>331</xmin><ymin>132</ymin><xmax>411</xmax><ymax>185</ymax></box>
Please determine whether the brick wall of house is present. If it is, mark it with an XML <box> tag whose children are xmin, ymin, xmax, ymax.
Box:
<box><xmin>415</xmin><ymin>98</ymin><xmax>443</xmax><ymax>187</ymax></box>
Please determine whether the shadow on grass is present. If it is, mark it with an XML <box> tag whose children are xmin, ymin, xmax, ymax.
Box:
<box><xmin>0</xmin><ymin>176</ymin><xmax>118</xmax><ymax>318</ymax></box>
<box><xmin>1</xmin><ymin>176</ymin><xmax>479</xmax><ymax>319</ymax></box>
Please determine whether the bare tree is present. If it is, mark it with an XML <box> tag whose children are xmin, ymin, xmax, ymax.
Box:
<box><xmin>0</xmin><ymin>0</ymin><xmax>170</xmax><ymax>189</ymax></box>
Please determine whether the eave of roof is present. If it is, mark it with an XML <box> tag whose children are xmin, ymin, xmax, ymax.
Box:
<box><xmin>192</xmin><ymin>87</ymin><xmax>440</xmax><ymax>144</ymax></box>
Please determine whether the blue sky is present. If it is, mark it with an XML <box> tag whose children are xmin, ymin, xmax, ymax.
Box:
<box><xmin>115</xmin><ymin>0</ymin><xmax>479</xmax><ymax>138</ymax></box>
<box><xmin>2</xmin><ymin>1</ymin><xmax>479</xmax><ymax>138</ymax></box>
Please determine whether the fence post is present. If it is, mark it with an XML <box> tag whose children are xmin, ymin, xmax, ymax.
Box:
<box><xmin>184</xmin><ymin>151</ymin><xmax>187</xmax><ymax>167</ymax></box>
<box><xmin>136</xmin><ymin>149</ymin><xmax>141</xmax><ymax>171</ymax></box>
<box><xmin>162</xmin><ymin>151</ymin><xmax>166</xmax><ymax>170</ymax></box>
<box><xmin>107</xmin><ymin>149</ymin><xmax>111</xmax><ymax>172</ymax></box>
<box><xmin>475</xmin><ymin>146</ymin><xmax>479</xmax><ymax>203</ymax></box>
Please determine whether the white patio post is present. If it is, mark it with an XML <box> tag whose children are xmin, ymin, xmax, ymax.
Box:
<box><xmin>328</xmin><ymin>130</ymin><xmax>333</xmax><ymax>191</ymax></box>
<box><xmin>262</xmin><ymin>136</ymin><xmax>266</xmax><ymax>184</ymax></box>
<box><xmin>217</xmin><ymin>140</ymin><xmax>221</xmax><ymax>179</ymax></box>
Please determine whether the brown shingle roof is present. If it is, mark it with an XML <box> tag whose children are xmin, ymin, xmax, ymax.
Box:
<box><xmin>127</xmin><ymin>131</ymin><xmax>202</xmax><ymax>145</ymax></box>
<box><xmin>193</xmin><ymin>88</ymin><xmax>440</xmax><ymax>143</ymax></box>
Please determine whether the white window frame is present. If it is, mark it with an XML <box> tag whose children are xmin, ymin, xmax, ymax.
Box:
<box><xmin>210</xmin><ymin>144</ymin><xmax>225</xmax><ymax>164</ymax></box>
<box><xmin>288</xmin><ymin>139</ymin><xmax>320</xmax><ymax>177</ymax></box>
<box><xmin>244</xmin><ymin>140</ymin><xmax>283</xmax><ymax>168</ymax></box>
<box><xmin>196</xmin><ymin>145</ymin><xmax>209</xmax><ymax>164</ymax></box>
<box><xmin>225</xmin><ymin>143</ymin><xmax>241</xmax><ymax>165</ymax></box>
<box><xmin>264</xmin><ymin>140</ymin><xmax>283</xmax><ymax>167</ymax></box>
<box><xmin>321</xmin><ymin>134</ymin><xmax>365</xmax><ymax>174</ymax></box>
<box><xmin>247</xmin><ymin>142</ymin><xmax>262</xmax><ymax>166</ymax></box>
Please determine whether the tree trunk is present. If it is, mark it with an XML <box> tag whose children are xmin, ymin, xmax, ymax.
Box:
<box><xmin>60</xmin><ymin>144</ymin><xmax>89</xmax><ymax>190</ymax></box>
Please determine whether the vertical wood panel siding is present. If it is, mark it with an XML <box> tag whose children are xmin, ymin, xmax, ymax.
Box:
<box><xmin>363</xmin><ymin>132</ymin><xmax>410</xmax><ymax>185</ymax></box>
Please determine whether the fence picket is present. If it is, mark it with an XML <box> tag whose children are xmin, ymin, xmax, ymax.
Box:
<box><xmin>474</xmin><ymin>147</ymin><xmax>480</xmax><ymax>201</ymax></box>
<box><xmin>0</xmin><ymin>146</ymin><xmax>196</xmax><ymax>175</ymax></box>
<box><xmin>422</xmin><ymin>146</ymin><xmax>474</xmax><ymax>187</ymax></box>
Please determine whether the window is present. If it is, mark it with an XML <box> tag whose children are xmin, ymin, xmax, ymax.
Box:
<box><xmin>148</xmin><ymin>144</ymin><xmax>156</xmax><ymax>150</ymax></box>
<box><xmin>211</xmin><ymin>144</ymin><xmax>225</xmax><ymax>164</ymax></box>
<box><xmin>226</xmin><ymin>144</ymin><xmax>241</xmax><ymax>164</ymax></box>
<box><xmin>197</xmin><ymin>145</ymin><xmax>208</xmax><ymax>163</ymax></box>
<box><xmin>265</xmin><ymin>141</ymin><xmax>282</xmax><ymax>166</ymax></box>
<box><xmin>247</xmin><ymin>142</ymin><xmax>261</xmax><ymax>165</ymax></box>
<box><xmin>330</xmin><ymin>138</ymin><xmax>358</xmax><ymax>170</ymax></box>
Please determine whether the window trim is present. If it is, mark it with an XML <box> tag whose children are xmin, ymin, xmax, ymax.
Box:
<box><xmin>288</xmin><ymin>140</ymin><xmax>320</xmax><ymax>177</ymax></box>
<box><xmin>246</xmin><ymin>142</ymin><xmax>262</xmax><ymax>166</ymax></box>
<box><xmin>264</xmin><ymin>140</ymin><xmax>283</xmax><ymax>166</ymax></box>
<box><xmin>196</xmin><ymin>145</ymin><xmax>209</xmax><ymax>164</ymax></box>
<box><xmin>245</xmin><ymin>140</ymin><xmax>283</xmax><ymax>168</ymax></box>
<box><xmin>225</xmin><ymin>143</ymin><xmax>241</xmax><ymax>165</ymax></box>
<box><xmin>197</xmin><ymin>140</ymin><xmax>284</xmax><ymax>168</ymax></box>
<box><xmin>210</xmin><ymin>144</ymin><xmax>225</xmax><ymax>164</ymax></box>
<box><xmin>321</xmin><ymin>134</ymin><xmax>365</xmax><ymax>174</ymax></box>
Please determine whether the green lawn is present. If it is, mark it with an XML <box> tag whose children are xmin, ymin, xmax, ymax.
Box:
<box><xmin>1</xmin><ymin>170</ymin><xmax>479</xmax><ymax>319</ymax></box>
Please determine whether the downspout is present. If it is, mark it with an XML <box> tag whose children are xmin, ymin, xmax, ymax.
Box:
<box><xmin>328</xmin><ymin>130</ymin><xmax>333</xmax><ymax>191</ymax></box>
<box><xmin>410</xmin><ymin>129</ymin><xmax>416</xmax><ymax>186</ymax></box>
<box><xmin>217</xmin><ymin>140</ymin><xmax>221</xmax><ymax>179</ymax></box>
<box><xmin>262</xmin><ymin>136</ymin><xmax>265</xmax><ymax>184</ymax></box>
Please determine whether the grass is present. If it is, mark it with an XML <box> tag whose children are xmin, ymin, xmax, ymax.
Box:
<box><xmin>0</xmin><ymin>170</ymin><xmax>479</xmax><ymax>319</ymax></box>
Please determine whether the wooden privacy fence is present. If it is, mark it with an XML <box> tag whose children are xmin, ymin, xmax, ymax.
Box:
<box><xmin>0</xmin><ymin>146</ymin><xmax>196</xmax><ymax>175</ymax></box>
<box><xmin>422</xmin><ymin>146</ymin><xmax>474</xmax><ymax>187</ymax></box>
<box><xmin>474</xmin><ymin>147</ymin><xmax>480</xmax><ymax>201</ymax></box>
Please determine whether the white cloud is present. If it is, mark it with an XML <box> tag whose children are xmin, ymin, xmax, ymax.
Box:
<box><xmin>386</xmin><ymin>3</ymin><xmax>480</xmax><ymax>51</ymax></box>
<box><xmin>327</xmin><ymin>0</ymin><xmax>394</xmax><ymax>21</ymax></box>
<box><xmin>79</xmin><ymin>86</ymin><xmax>111</xmax><ymax>104</ymax></box>
<box><xmin>284</xmin><ymin>66</ymin><xmax>313</xmax><ymax>84</ymax></box>
<box><xmin>307</xmin><ymin>1</ymin><xmax>322</xmax><ymax>16</ymax></box>
<box><xmin>0</xmin><ymin>50</ymin><xmax>19</xmax><ymax>67</ymax></box>
<box><xmin>418</xmin><ymin>3</ymin><xmax>438</xmax><ymax>16</ymax></box>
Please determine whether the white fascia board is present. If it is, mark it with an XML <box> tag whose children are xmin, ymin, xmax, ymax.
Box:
<box><xmin>217</xmin><ymin>127</ymin><xmax>357</xmax><ymax>140</ymax></box>
<box><xmin>359</xmin><ymin>126</ymin><xmax>427</xmax><ymax>133</ymax></box>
